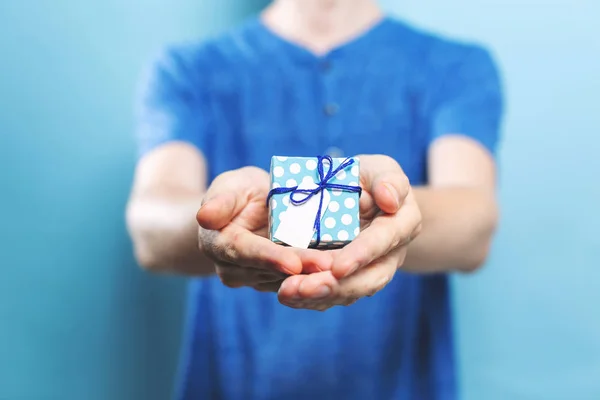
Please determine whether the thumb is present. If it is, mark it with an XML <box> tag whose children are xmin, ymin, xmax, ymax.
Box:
<box><xmin>359</xmin><ymin>155</ymin><xmax>410</xmax><ymax>214</ymax></box>
<box><xmin>196</xmin><ymin>192</ymin><xmax>240</xmax><ymax>230</ymax></box>
<box><xmin>196</xmin><ymin>166</ymin><xmax>269</xmax><ymax>230</ymax></box>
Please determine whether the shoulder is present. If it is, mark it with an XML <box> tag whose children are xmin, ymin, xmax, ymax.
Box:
<box><xmin>145</xmin><ymin>18</ymin><xmax>266</xmax><ymax>86</ymax></box>
<box><xmin>384</xmin><ymin>18</ymin><xmax>501</xmax><ymax>79</ymax></box>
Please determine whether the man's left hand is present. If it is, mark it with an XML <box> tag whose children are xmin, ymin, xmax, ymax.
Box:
<box><xmin>278</xmin><ymin>155</ymin><xmax>423</xmax><ymax>311</ymax></box>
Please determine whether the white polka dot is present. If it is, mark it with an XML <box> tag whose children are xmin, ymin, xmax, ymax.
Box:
<box><xmin>282</xmin><ymin>195</ymin><xmax>290</xmax><ymax>206</ymax></box>
<box><xmin>344</xmin><ymin>198</ymin><xmax>356</xmax><ymax>209</ymax></box>
<box><xmin>324</xmin><ymin>217</ymin><xmax>336</xmax><ymax>229</ymax></box>
<box><xmin>351</xmin><ymin>165</ymin><xmax>359</xmax><ymax>177</ymax></box>
<box><xmin>286</xmin><ymin>179</ymin><xmax>298</xmax><ymax>187</ymax></box>
<box><xmin>337</xmin><ymin>230</ymin><xmax>349</xmax><ymax>241</ymax></box>
<box><xmin>272</xmin><ymin>182</ymin><xmax>281</xmax><ymax>189</ymax></box>
<box><xmin>290</xmin><ymin>163</ymin><xmax>301</xmax><ymax>174</ymax></box>
<box><xmin>354</xmin><ymin>227</ymin><xmax>360</xmax><ymax>236</ymax></box>
<box><xmin>328</xmin><ymin>201</ymin><xmax>340</xmax><ymax>212</ymax></box>
<box><xmin>279</xmin><ymin>212</ymin><xmax>287</xmax><ymax>222</ymax></box>
<box><xmin>321</xmin><ymin>234</ymin><xmax>333</xmax><ymax>242</ymax></box>
<box><xmin>276</xmin><ymin>156</ymin><xmax>288</xmax><ymax>161</ymax></box>
<box><xmin>273</xmin><ymin>166</ymin><xmax>284</xmax><ymax>177</ymax></box>
<box><xmin>341</xmin><ymin>214</ymin><xmax>352</xmax><ymax>225</ymax></box>
<box><xmin>332</xmin><ymin>189</ymin><xmax>343</xmax><ymax>196</ymax></box>
<box><xmin>335</xmin><ymin>169</ymin><xmax>347</xmax><ymax>180</ymax></box>
<box><xmin>349</xmin><ymin>181</ymin><xmax>358</xmax><ymax>187</ymax></box>
<box><xmin>302</xmin><ymin>176</ymin><xmax>315</xmax><ymax>186</ymax></box>
<box><xmin>306</xmin><ymin>159</ymin><xmax>317</xmax><ymax>170</ymax></box>
<box><xmin>270</xmin><ymin>199</ymin><xmax>277</xmax><ymax>210</ymax></box>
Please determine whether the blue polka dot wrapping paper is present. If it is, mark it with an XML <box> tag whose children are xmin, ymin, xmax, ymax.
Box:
<box><xmin>268</xmin><ymin>156</ymin><xmax>361</xmax><ymax>249</ymax></box>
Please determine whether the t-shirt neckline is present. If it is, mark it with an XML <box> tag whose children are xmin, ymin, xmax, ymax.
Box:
<box><xmin>253</xmin><ymin>15</ymin><xmax>393</xmax><ymax>62</ymax></box>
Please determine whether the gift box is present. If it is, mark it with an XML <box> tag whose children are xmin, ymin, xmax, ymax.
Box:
<box><xmin>267</xmin><ymin>156</ymin><xmax>361</xmax><ymax>249</ymax></box>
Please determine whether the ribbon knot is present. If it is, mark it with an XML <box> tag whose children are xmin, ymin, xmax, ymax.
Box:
<box><xmin>267</xmin><ymin>156</ymin><xmax>362</xmax><ymax>247</ymax></box>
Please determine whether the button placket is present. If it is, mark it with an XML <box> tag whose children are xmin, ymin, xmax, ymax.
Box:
<box><xmin>321</xmin><ymin>58</ymin><xmax>339</xmax><ymax>118</ymax></box>
<box><xmin>319</xmin><ymin>56</ymin><xmax>344</xmax><ymax>156</ymax></box>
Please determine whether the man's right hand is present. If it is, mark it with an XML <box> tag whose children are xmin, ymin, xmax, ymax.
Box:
<box><xmin>196</xmin><ymin>167</ymin><xmax>332</xmax><ymax>292</ymax></box>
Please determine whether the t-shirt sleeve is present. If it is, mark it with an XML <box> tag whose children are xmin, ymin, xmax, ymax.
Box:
<box><xmin>134</xmin><ymin>47</ymin><xmax>208</xmax><ymax>159</ymax></box>
<box><xmin>431</xmin><ymin>46</ymin><xmax>504</xmax><ymax>155</ymax></box>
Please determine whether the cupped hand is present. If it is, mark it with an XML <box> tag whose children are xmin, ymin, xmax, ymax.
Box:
<box><xmin>277</xmin><ymin>155</ymin><xmax>422</xmax><ymax>310</ymax></box>
<box><xmin>197</xmin><ymin>167</ymin><xmax>332</xmax><ymax>292</ymax></box>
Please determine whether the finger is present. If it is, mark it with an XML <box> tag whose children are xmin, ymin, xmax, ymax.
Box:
<box><xmin>196</xmin><ymin>192</ymin><xmax>240</xmax><ymax>231</ymax></box>
<box><xmin>292</xmin><ymin>248</ymin><xmax>336</xmax><ymax>273</ymax></box>
<box><xmin>297</xmin><ymin>271</ymin><xmax>338</xmax><ymax>299</ymax></box>
<box><xmin>278</xmin><ymin>274</ymin><xmax>305</xmax><ymax>304</ymax></box>
<box><xmin>196</xmin><ymin>167</ymin><xmax>269</xmax><ymax>230</ymax></box>
<box><xmin>358</xmin><ymin>189</ymin><xmax>378</xmax><ymax>220</ymax></box>
<box><xmin>278</xmin><ymin>272</ymin><xmax>338</xmax><ymax>309</ymax></box>
<box><xmin>332</xmin><ymin>193</ymin><xmax>421</xmax><ymax>279</ymax></box>
<box><xmin>278</xmin><ymin>274</ymin><xmax>335</xmax><ymax>311</ymax></box>
<box><xmin>207</xmin><ymin>226</ymin><xmax>303</xmax><ymax>275</ymax></box>
<box><xmin>294</xmin><ymin>248</ymin><xmax>402</xmax><ymax>305</ymax></box>
<box><xmin>332</xmin><ymin>248</ymin><xmax>401</xmax><ymax>300</ymax></box>
<box><xmin>358</xmin><ymin>155</ymin><xmax>410</xmax><ymax>214</ymax></box>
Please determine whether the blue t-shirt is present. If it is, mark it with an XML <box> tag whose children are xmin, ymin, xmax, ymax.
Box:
<box><xmin>136</xmin><ymin>16</ymin><xmax>503</xmax><ymax>400</ymax></box>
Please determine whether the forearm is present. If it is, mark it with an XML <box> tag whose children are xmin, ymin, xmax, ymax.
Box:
<box><xmin>126</xmin><ymin>190</ymin><xmax>215</xmax><ymax>276</ymax></box>
<box><xmin>403</xmin><ymin>187</ymin><xmax>499</xmax><ymax>274</ymax></box>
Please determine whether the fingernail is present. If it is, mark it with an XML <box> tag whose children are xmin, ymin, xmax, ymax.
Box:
<box><xmin>340</xmin><ymin>261</ymin><xmax>359</xmax><ymax>278</ymax></box>
<box><xmin>278</xmin><ymin>280</ymin><xmax>291</xmax><ymax>293</ymax></box>
<box><xmin>383</xmin><ymin>183</ymin><xmax>400</xmax><ymax>210</ymax></box>
<box><xmin>349</xmin><ymin>262</ymin><xmax>360</xmax><ymax>276</ymax></box>
<box><xmin>200</xmin><ymin>195</ymin><xmax>210</xmax><ymax>207</ymax></box>
<box><xmin>314</xmin><ymin>285</ymin><xmax>331</xmax><ymax>298</ymax></box>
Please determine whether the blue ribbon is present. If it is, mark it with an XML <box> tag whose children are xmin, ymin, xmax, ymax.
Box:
<box><xmin>267</xmin><ymin>155</ymin><xmax>362</xmax><ymax>247</ymax></box>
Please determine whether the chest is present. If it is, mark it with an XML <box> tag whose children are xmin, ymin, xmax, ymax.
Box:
<box><xmin>206</xmin><ymin>59</ymin><xmax>430</xmax><ymax>183</ymax></box>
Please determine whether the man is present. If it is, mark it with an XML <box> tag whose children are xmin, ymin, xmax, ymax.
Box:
<box><xmin>127</xmin><ymin>0</ymin><xmax>503</xmax><ymax>398</ymax></box>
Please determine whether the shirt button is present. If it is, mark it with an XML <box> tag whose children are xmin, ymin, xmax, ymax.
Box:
<box><xmin>323</xmin><ymin>103</ymin><xmax>339</xmax><ymax>116</ymax></box>
<box><xmin>326</xmin><ymin>146</ymin><xmax>344</xmax><ymax>158</ymax></box>
<box><xmin>320</xmin><ymin>60</ymin><xmax>331</xmax><ymax>72</ymax></box>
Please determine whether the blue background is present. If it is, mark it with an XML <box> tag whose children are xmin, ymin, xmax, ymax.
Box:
<box><xmin>381</xmin><ymin>2</ymin><xmax>600</xmax><ymax>399</ymax></box>
<box><xmin>1</xmin><ymin>1</ymin><xmax>598</xmax><ymax>399</ymax></box>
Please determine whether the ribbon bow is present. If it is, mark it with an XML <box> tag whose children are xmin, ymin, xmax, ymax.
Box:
<box><xmin>267</xmin><ymin>156</ymin><xmax>362</xmax><ymax>247</ymax></box>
